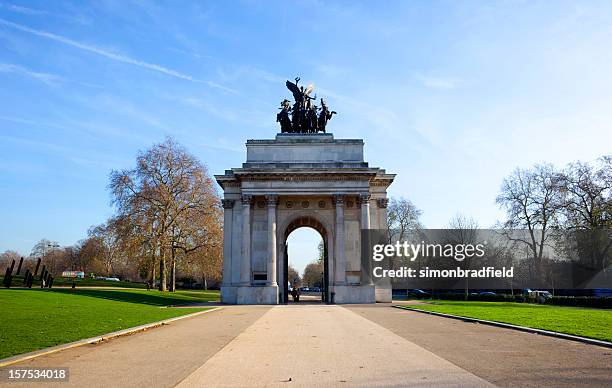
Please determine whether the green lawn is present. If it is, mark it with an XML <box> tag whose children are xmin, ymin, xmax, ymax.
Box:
<box><xmin>0</xmin><ymin>288</ymin><xmax>220</xmax><ymax>359</ymax></box>
<box><xmin>399</xmin><ymin>301</ymin><xmax>612</xmax><ymax>342</ymax></box>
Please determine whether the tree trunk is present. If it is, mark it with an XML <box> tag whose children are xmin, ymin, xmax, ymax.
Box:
<box><xmin>202</xmin><ymin>274</ymin><xmax>208</xmax><ymax>290</ymax></box>
<box><xmin>169</xmin><ymin>248</ymin><xmax>176</xmax><ymax>292</ymax></box>
<box><xmin>150</xmin><ymin>258</ymin><xmax>156</xmax><ymax>289</ymax></box>
<box><xmin>159</xmin><ymin>254</ymin><xmax>167</xmax><ymax>292</ymax></box>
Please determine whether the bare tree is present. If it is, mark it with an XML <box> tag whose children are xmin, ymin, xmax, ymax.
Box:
<box><xmin>386</xmin><ymin>197</ymin><xmax>422</xmax><ymax>242</ymax></box>
<box><xmin>87</xmin><ymin>220</ymin><xmax>122</xmax><ymax>277</ymax></box>
<box><xmin>0</xmin><ymin>250</ymin><xmax>21</xmax><ymax>270</ymax></box>
<box><xmin>29</xmin><ymin>239</ymin><xmax>59</xmax><ymax>259</ymax></box>
<box><xmin>559</xmin><ymin>156</ymin><xmax>612</xmax><ymax>230</ymax></box>
<box><xmin>288</xmin><ymin>265</ymin><xmax>301</xmax><ymax>287</ymax></box>
<box><xmin>180</xmin><ymin>203</ymin><xmax>223</xmax><ymax>290</ymax></box>
<box><xmin>556</xmin><ymin>156</ymin><xmax>612</xmax><ymax>271</ymax></box>
<box><xmin>447</xmin><ymin>214</ymin><xmax>479</xmax><ymax>299</ymax></box>
<box><xmin>496</xmin><ymin>164</ymin><xmax>563</xmax><ymax>272</ymax></box>
<box><xmin>110</xmin><ymin>137</ymin><xmax>220</xmax><ymax>291</ymax></box>
<box><xmin>302</xmin><ymin>261</ymin><xmax>324</xmax><ymax>288</ymax></box>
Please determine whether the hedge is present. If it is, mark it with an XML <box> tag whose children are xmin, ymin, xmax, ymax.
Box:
<box><xmin>409</xmin><ymin>292</ymin><xmax>611</xmax><ymax>308</ymax></box>
<box><xmin>545</xmin><ymin>296</ymin><xmax>612</xmax><ymax>309</ymax></box>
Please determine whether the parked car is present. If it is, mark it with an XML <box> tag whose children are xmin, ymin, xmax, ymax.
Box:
<box><xmin>408</xmin><ymin>289</ymin><xmax>430</xmax><ymax>297</ymax></box>
<box><xmin>105</xmin><ymin>277</ymin><xmax>120</xmax><ymax>282</ymax></box>
<box><xmin>536</xmin><ymin>290</ymin><xmax>552</xmax><ymax>298</ymax></box>
<box><xmin>530</xmin><ymin>290</ymin><xmax>552</xmax><ymax>303</ymax></box>
<box><xmin>479</xmin><ymin>291</ymin><xmax>496</xmax><ymax>296</ymax></box>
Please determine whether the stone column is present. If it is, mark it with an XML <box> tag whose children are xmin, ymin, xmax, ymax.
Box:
<box><xmin>265</xmin><ymin>195</ymin><xmax>278</xmax><ymax>286</ymax></box>
<box><xmin>240</xmin><ymin>195</ymin><xmax>252</xmax><ymax>286</ymax></box>
<box><xmin>376</xmin><ymin>198</ymin><xmax>389</xmax><ymax>230</ymax></box>
<box><xmin>358</xmin><ymin>193</ymin><xmax>372</xmax><ymax>285</ymax></box>
<box><xmin>333</xmin><ymin>194</ymin><xmax>346</xmax><ymax>285</ymax></box>
<box><xmin>375</xmin><ymin>197</ymin><xmax>392</xmax><ymax>302</ymax></box>
<box><xmin>358</xmin><ymin>193</ymin><xmax>371</xmax><ymax>230</ymax></box>
<box><xmin>221</xmin><ymin>199</ymin><xmax>235</xmax><ymax>286</ymax></box>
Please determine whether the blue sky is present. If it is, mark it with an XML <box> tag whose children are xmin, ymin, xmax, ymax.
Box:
<box><xmin>1</xmin><ymin>1</ymin><xmax>611</xmax><ymax>273</ymax></box>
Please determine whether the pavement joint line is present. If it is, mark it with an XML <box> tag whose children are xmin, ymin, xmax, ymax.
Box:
<box><xmin>393</xmin><ymin>305</ymin><xmax>612</xmax><ymax>349</ymax></box>
<box><xmin>0</xmin><ymin>307</ymin><xmax>223</xmax><ymax>367</ymax></box>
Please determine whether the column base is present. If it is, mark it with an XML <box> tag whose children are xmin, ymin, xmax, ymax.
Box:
<box><xmin>221</xmin><ymin>285</ymin><xmax>238</xmax><ymax>304</ymax></box>
<box><xmin>235</xmin><ymin>285</ymin><xmax>279</xmax><ymax>304</ymax></box>
<box><xmin>375</xmin><ymin>285</ymin><xmax>392</xmax><ymax>303</ymax></box>
<box><xmin>330</xmin><ymin>284</ymin><xmax>375</xmax><ymax>304</ymax></box>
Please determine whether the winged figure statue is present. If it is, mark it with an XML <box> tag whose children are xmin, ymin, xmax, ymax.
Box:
<box><xmin>278</xmin><ymin>77</ymin><xmax>336</xmax><ymax>134</ymax></box>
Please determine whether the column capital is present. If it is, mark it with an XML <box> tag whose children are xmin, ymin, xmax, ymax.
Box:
<box><xmin>332</xmin><ymin>194</ymin><xmax>345</xmax><ymax>206</ymax></box>
<box><xmin>221</xmin><ymin>199</ymin><xmax>235</xmax><ymax>209</ymax></box>
<box><xmin>241</xmin><ymin>195</ymin><xmax>253</xmax><ymax>205</ymax></box>
<box><xmin>376</xmin><ymin>198</ymin><xmax>389</xmax><ymax>208</ymax></box>
<box><xmin>265</xmin><ymin>194</ymin><xmax>279</xmax><ymax>206</ymax></box>
<box><xmin>356</xmin><ymin>193</ymin><xmax>371</xmax><ymax>205</ymax></box>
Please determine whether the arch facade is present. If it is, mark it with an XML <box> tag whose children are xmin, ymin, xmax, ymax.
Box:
<box><xmin>216</xmin><ymin>133</ymin><xmax>394</xmax><ymax>304</ymax></box>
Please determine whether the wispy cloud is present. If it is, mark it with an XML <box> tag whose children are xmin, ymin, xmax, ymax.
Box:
<box><xmin>0</xmin><ymin>62</ymin><xmax>104</xmax><ymax>88</ymax></box>
<box><xmin>414</xmin><ymin>74</ymin><xmax>464</xmax><ymax>90</ymax></box>
<box><xmin>0</xmin><ymin>18</ymin><xmax>234</xmax><ymax>92</ymax></box>
<box><xmin>0</xmin><ymin>3</ymin><xmax>90</xmax><ymax>25</ymax></box>
<box><xmin>0</xmin><ymin>63</ymin><xmax>60</xmax><ymax>84</ymax></box>
<box><xmin>0</xmin><ymin>115</ymin><xmax>72</xmax><ymax>129</ymax></box>
<box><xmin>0</xmin><ymin>134</ymin><xmax>124</xmax><ymax>169</ymax></box>
<box><xmin>0</xmin><ymin>3</ymin><xmax>48</xmax><ymax>16</ymax></box>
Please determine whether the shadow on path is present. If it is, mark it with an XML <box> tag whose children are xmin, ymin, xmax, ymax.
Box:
<box><xmin>39</xmin><ymin>288</ymin><xmax>215</xmax><ymax>306</ymax></box>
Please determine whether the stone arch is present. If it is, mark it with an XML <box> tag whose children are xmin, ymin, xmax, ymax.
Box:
<box><xmin>284</xmin><ymin>216</ymin><xmax>327</xmax><ymax>243</ymax></box>
<box><xmin>279</xmin><ymin>213</ymin><xmax>332</xmax><ymax>303</ymax></box>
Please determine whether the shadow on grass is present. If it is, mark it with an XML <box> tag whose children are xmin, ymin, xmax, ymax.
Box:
<box><xmin>38</xmin><ymin>288</ymin><xmax>205</xmax><ymax>306</ymax></box>
<box><xmin>420</xmin><ymin>301</ymin><xmax>542</xmax><ymax>309</ymax></box>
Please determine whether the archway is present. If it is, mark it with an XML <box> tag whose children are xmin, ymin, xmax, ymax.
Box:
<box><xmin>282</xmin><ymin>216</ymin><xmax>329</xmax><ymax>304</ymax></box>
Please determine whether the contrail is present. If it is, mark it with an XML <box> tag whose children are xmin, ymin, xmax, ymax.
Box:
<box><xmin>0</xmin><ymin>17</ymin><xmax>228</xmax><ymax>89</ymax></box>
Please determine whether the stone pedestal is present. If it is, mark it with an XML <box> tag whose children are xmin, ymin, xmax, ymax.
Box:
<box><xmin>332</xmin><ymin>284</ymin><xmax>375</xmax><ymax>304</ymax></box>
<box><xmin>221</xmin><ymin>285</ymin><xmax>237</xmax><ymax>304</ymax></box>
<box><xmin>236</xmin><ymin>285</ymin><xmax>279</xmax><ymax>304</ymax></box>
<box><xmin>375</xmin><ymin>287</ymin><xmax>393</xmax><ymax>303</ymax></box>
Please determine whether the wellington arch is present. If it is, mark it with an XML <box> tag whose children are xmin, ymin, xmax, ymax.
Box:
<box><xmin>215</xmin><ymin>133</ymin><xmax>395</xmax><ymax>304</ymax></box>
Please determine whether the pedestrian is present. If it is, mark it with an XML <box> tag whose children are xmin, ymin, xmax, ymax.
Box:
<box><xmin>291</xmin><ymin>286</ymin><xmax>300</xmax><ymax>302</ymax></box>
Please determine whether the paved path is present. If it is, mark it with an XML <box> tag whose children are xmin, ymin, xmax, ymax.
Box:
<box><xmin>0</xmin><ymin>306</ymin><xmax>270</xmax><ymax>388</ymax></box>
<box><xmin>1</xmin><ymin>304</ymin><xmax>610</xmax><ymax>387</ymax></box>
<box><xmin>178</xmin><ymin>305</ymin><xmax>492</xmax><ymax>387</ymax></box>
<box><xmin>347</xmin><ymin>304</ymin><xmax>612</xmax><ymax>387</ymax></box>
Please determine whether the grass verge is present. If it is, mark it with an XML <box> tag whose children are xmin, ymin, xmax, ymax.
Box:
<box><xmin>0</xmin><ymin>288</ymin><xmax>220</xmax><ymax>359</ymax></box>
<box><xmin>399</xmin><ymin>300</ymin><xmax>611</xmax><ymax>342</ymax></box>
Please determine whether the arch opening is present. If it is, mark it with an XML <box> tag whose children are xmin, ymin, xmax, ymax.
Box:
<box><xmin>282</xmin><ymin>217</ymin><xmax>329</xmax><ymax>304</ymax></box>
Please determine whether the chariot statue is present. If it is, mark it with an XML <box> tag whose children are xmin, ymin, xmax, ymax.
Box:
<box><xmin>278</xmin><ymin>77</ymin><xmax>336</xmax><ymax>133</ymax></box>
